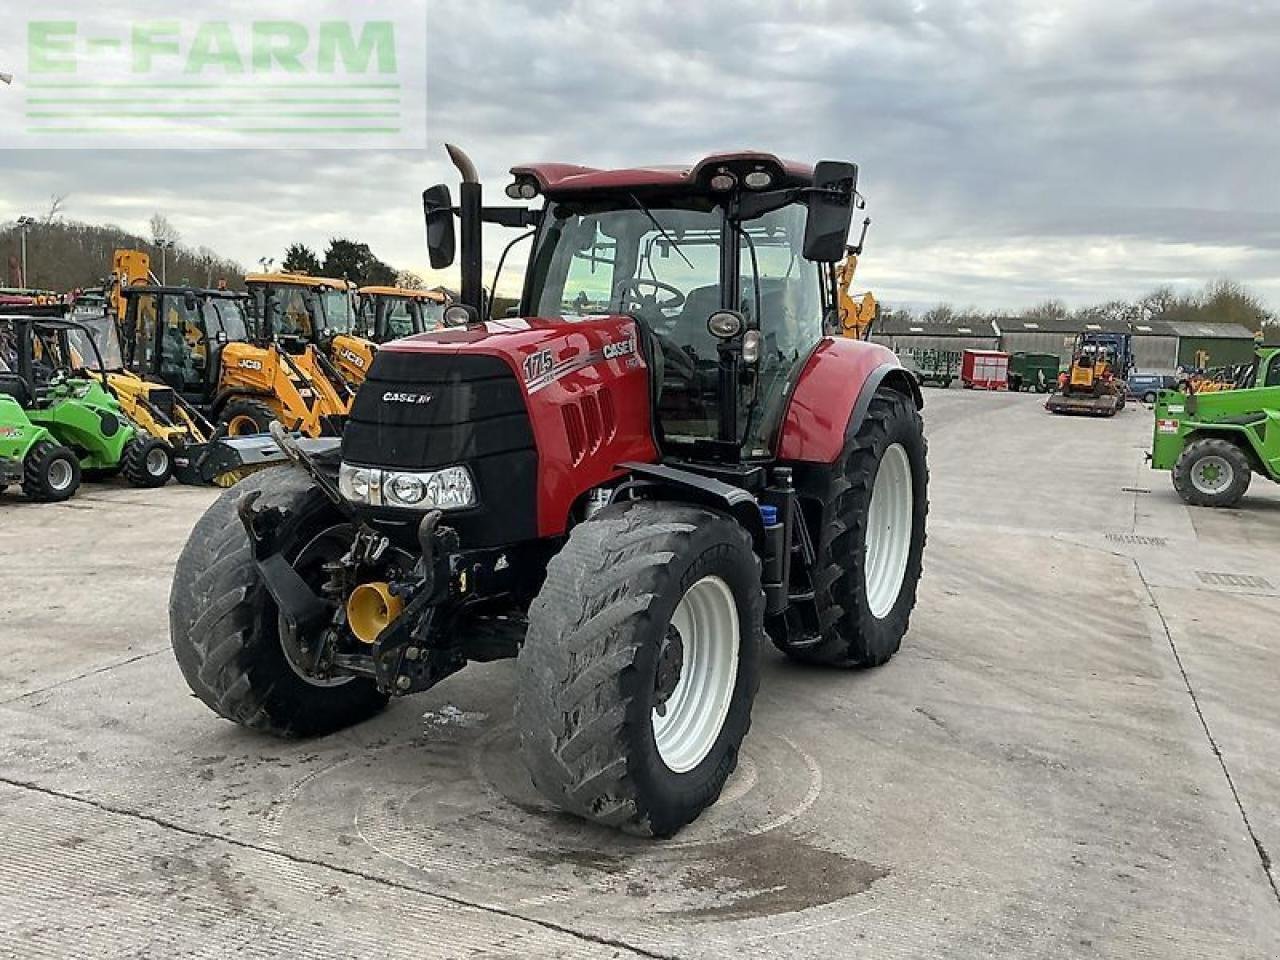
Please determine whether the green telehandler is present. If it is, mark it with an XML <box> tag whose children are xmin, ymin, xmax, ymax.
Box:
<box><xmin>0</xmin><ymin>316</ymin><xmax>173</xmax><ymax>502</ymax></box>
<box><xmin>1151</xmin><ymin>347</ymin><xmax>1280</xmax><ymax>507</ymax></box>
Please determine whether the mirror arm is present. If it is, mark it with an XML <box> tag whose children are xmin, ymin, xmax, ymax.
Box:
<box><xmin>481</xmin><ymin>206</ymin><xmax>541</xmax><ymax>229</ymax></box>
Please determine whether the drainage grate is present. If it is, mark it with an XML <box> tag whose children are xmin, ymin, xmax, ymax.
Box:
<box><xmin>1106</xmin><ymin>533</ymin><xmax>1169</xmax><ymax>547</ymax></box>
<box><xmin>1196</xmin><ymin>571</ymin><xmax>1275</xmax><ymax>591</ymax></box>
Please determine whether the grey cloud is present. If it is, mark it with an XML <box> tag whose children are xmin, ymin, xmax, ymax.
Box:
<box><xmin>2</xmin><ymin>0</ymin><xmax>1278</xmax><ymax>309</ymax></box>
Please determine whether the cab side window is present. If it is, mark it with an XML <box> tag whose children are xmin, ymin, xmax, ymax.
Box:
<box><xmin>1266</xmin><ymin>355</ymin><xmax>1280</xmax><ymax>388</ymax></box>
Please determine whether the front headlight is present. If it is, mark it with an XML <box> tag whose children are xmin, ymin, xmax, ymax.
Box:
<box><xmin>339</xmin><ymin>463</ymin><xmax>374</xmax><ymax>501</ymax></box>
<box><xmin>422</xmin><ymin>466</ymin><xmax>474</xmax><ymax>510</ymax></box>
<box><xmin>339</xmin><ymin>462</ymin><xmax>476</xmax><ymax>511</ymax></box>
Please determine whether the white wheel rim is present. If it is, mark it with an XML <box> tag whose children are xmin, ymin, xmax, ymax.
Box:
<box><xmin>1191</xmin><ymin>455</ymin><xmax>1233</xmax><ymax>495</ymax></box>
<box><xmin>865</xmin><ymin>443</ymin><xmax>913</xmax><ymax>620</ymax></box>
<box><xmin>651</xmin><ymin>575</ymin><xmax>739</xmax><ymax>774</ymax></box>
<box><xmin>146</xmin><ymin>447</ymin><xmax>169</xmax><ymax>476</ymax></box>
<box><xmin>47</xmin><ymin>458</ymin><xmax>74</xmax><ymax>491</ymax></box>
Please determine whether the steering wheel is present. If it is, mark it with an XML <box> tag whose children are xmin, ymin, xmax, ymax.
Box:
<box><xmin>617</xmin><ymin>278</ymin><xmax>686</xmax><ymax>315</ymax></box>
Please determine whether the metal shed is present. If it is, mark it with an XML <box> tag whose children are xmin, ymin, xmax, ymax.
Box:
<box><xmin>1130</xmin><ymin>320</ymin><xmax>1258</xmax><ymax>371</ymax></box>
<box><xmin>993</xmin><ymin>317</ymin><xmax>1095</xmax><ymax>368</ymax></box>
<box><xmin>870</xmin><ymin>317</ymin><xmax>1000</xmax><ymax>355</ymax></box>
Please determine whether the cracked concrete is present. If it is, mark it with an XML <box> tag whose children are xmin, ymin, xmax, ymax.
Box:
<box><xmin>2</xmin><ymin>389</ymin><xmax>1279</xmax><ymax>958</ymax></box>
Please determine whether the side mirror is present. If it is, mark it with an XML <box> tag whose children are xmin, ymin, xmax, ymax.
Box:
<box><xmin>803</xmin><ymin>161</ymin><xmax>858</xmax><ymax>262</ymax></box>
<box><xmin>423</xmin><ymin>184</ymin><xmax>456</xmax><ymax>269</ymax></box>
<box><xmin>184</xmin><ymin>292</ymin><xmax>197</xmax><ymax>310</ymax></box>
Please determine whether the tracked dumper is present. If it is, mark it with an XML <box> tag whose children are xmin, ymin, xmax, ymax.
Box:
<box><xmin>168</xmin><ymin>146</ymin><xmax>929</xmax><ymax>837</ymax></box>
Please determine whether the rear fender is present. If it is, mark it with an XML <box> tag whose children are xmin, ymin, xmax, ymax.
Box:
<box><xmin>775</xmin><ymin>337</ymin><xmax>921</xmax><ymax>463</ymax></box>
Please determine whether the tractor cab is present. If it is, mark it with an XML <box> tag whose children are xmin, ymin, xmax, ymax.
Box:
<box><xmin>354</xmin><ymin>286</ymin><xmax>446</xmax><ymax>342</ymax></box>
<box><xmin>418</xmin><ymin>149</ymin><xmax>874</xmax><ymax>465</ymax></box>
<box><xmin>246</xmin><ymin>273</ymin><xmax>354</xmax><ymax>344</ymax></box>
<box><xmin>246</xmin><ymin>273</ymin><xmax>376</xmax><ymax>385</ymax></box>
<box><xmin>121</xmin><ymin>286</ymin><xmax>251</xmax><ymax>402</ymax></box>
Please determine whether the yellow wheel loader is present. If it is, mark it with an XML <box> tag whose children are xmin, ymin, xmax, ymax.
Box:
<box><xmin>119</xmin><ymin>286</ymin><xmax>351</xmax><ymax>479</ymax></box>
<box><xmin>245</xmin><ymin>273</ymin><xmax>376</xmax><ymax>388</ymax></box>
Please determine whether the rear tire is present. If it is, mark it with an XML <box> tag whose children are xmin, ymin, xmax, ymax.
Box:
<box><xmin>1172</xmin><ymin>437</ymin><xmax>1252</xmax><ymax>508</ymax></box>
<box><xmin>774</xmin><ymin>388</ymin><xmax>928</xmax><ymax>667</ymax></box>
<box><xmin>122</xmin><ymin>436</ymin><xmax>173</xmax><ymax>488</ymax></box>
<box><xmin>22</xmin><ymin>441</ymin><xmax>81</xmax><ymax>502</ymax></box>
<box><xmin>516</xmin><ymin>500</ymin><xmax>763</xmax><ymax>837</ymax></box>
<box><xmin>169</xmin><ymin>467</ymin><xmax>388</xmax><ymax>737</ymax></box>
<box><xmin>220</xmin><ymin>398</ymin><xmax>277</xmax><ymax>437</ymax></box>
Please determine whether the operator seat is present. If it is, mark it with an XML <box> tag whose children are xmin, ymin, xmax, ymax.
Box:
<box><xmin>0</xmin><ymin>372</ymin><xmax>31</xmax><ymax>407</ymax></box>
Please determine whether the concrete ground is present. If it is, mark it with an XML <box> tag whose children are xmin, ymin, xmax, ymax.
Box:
<box><xmin>1</xmin><ymin>389</ymin><xmax>1278</xmax><ymax>959</ymax></box>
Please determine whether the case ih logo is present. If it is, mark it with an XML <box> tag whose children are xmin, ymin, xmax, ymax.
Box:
<box><xmin>602</xmin><ymin>336</ymin><xmax>636</xmax><ymax>360</ymax></box>
<box><xmin>382</xmin><ymin>391</ymin><xmax>432</xmax><ymax>405</ymax></box>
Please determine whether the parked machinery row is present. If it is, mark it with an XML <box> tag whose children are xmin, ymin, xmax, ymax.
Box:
<box><xmin>2</xmin><ymin>265</ymin><xmax>447</xmax><ymax>502</ymax></box>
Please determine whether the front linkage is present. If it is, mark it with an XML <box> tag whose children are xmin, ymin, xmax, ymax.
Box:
<box><xmin>235</xmin><ymin>430</ymin><xmax>470</xmax><ymax>698</ymax></box>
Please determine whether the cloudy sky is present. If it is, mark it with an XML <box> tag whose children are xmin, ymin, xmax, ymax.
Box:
<box><xmin>3</xmin><ymin>0</ymin><xmax>1279</xmax><ymax>312</ymax></box>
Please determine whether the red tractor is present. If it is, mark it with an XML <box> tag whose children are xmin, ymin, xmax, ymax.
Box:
<box><xmin>169</xmin><ymin>147</ymin><xmax>928</xmax><ymax>837</ymax></box>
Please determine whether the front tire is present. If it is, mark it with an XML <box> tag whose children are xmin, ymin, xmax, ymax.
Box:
<box><xmin>774</xmin><ymin>387</ymin><xmax>928</xmax><ymax>667</ymax></box>
<box><xmin>220</xmin><ymin>398</ymin><xmax>277</xmax><ymax>437</ymax></box>
<box><xmin>22</xmin><ymin>441</ymin><xmax>81</xmax><ymax>502</ymax></box>
<box><xmin>516</xmin><ymin>500</ymin><xmax>763</xmax><ymax>837</ymax></box>
<box><xmin>122</xmin><ymin>436</ymin><xmax>173</xmax><ymax>488</ymax></box>
<box><xmin>1172</xmin><ymin>437</ymin><xmax>1252</xmax><ymax>508</ymax></box>
<box><xmin>169</xmin><ymin>467</ymin><xmax>388</xmax><ymax>736</ymax></box>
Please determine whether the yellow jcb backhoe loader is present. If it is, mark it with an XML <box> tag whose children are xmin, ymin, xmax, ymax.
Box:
<box><xmin>244</xmin><ymin>273</ymin><xmax>374</xmax><ymax>389</ymax></box>
<box><xmin>836</xmin><ymin>218</ymin><xmax>878</xmax><ymax>339</ymax></box>
<box><xmin>121</xmin><ymin>285</ymin><xmax>351</xmax><ymax>448</ymax></box>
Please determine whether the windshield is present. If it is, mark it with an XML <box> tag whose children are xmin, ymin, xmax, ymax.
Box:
<box><xmin>205</xmin><ymin>297</ymin><xmax>248</xmax><ymax>341</ymax></box>
<box><xmin>383</xmin><ymin>297</ymin><xmax>417</xmax><ymax>339</ymax></box>
<box><xmin>66</xmin><ymin>316</ymin><xmax>124</xmax><ymax>371</ymax></box>
<box><xmin>318</xmin><ymin>289</ymin><xmax>353</xmax><ymax>334</ymax></box>
<box><xmin>421</xmin><ymin>299</ymin><xmax>444</xmax><ymax>331</ymax></box>
<box><xmin>526</xmin><ymin>199</ymin><xmax>823</xmax><ymax>453</ymax></box>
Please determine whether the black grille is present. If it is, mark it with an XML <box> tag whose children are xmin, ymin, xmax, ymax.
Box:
<box><xmin>343</xmin><ymin>349</ymin><xmax>538</xmax><ymax>547</ymax></box>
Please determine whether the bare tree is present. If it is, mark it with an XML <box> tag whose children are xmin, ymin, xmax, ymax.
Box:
<box><xmin>42</xmin><ymin>194</ymin><xmax>68</xmax><ymax>224</ymax></box>
<box><xmin>149</xmin><ymin>212</ymin><xmax>181</xmax><ymax>247</ymax></box>
<box><xmin>922</xmin><ymin>304</ymin><xmax>957</xmax><ymax>325</ymax></box>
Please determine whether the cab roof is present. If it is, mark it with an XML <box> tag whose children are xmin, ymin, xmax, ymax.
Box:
<box><xmin>510</xmin><ymin>151</ymin><xmax>815</xmax><ymax>197</ymax></box>
<box><xmin>357</xmin><ymin>286</ymin><xmax>447</xmax><ymax>302</ymax></box>
<box><xmin>244</xmin><ymin>273</ymin><xmax>353</xmax><ymax>290</ymax></box>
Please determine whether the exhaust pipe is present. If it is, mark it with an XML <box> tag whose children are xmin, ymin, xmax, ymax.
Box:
<box><xmin>445</xmin><ymin>143</ymin><xmax>484</xmax><ymax>314</ymax></box>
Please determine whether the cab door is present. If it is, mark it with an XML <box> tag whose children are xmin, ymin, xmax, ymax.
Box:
<box><xmin>156</xmin><ymin>294</ymin><xmax>208</xmax><ymax>399</ymax></box>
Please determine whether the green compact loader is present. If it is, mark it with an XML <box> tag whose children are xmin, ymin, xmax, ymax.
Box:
<box><xmin>0</xmin><ymin>316</ymin><xmax>173</xmax><ymax>501</ymax></box>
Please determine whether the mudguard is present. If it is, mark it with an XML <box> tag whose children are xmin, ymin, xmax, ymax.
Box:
<box><xmin>774</xmin><ymin>337</ymin><xmax>922</xmax><ymax>463</ymax></box>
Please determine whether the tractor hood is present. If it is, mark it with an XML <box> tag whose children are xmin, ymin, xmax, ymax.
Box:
<box><xmin>377</xmin><ymin>315</ymin><xmax>646</xmax><ymax>396</ymax></box>
<box><xmin>344</xmin><ymin>314</ymin><xmax>658</xmax><ymax>545</ymax></box>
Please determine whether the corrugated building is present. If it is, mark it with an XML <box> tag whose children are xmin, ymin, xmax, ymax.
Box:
<box><xmin>1129</xmin><ymin>320</ymin><xmax>1257</xmax><ymax>371</ymax></box>
<box><xmin>870</xmin><ymin>317</ymin><xmax>1000</xmax><ymax>354</ymax></box>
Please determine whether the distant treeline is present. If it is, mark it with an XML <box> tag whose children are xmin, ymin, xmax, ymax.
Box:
<box><xmin>0</xmin><ymin>219</ymin><xmax>244</xmax><ymax>292</ymax></box>
<box><xmin>887</xmin><ymin>279</ymin><xmax>1276</xmax><ymax>333</ymax></box>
